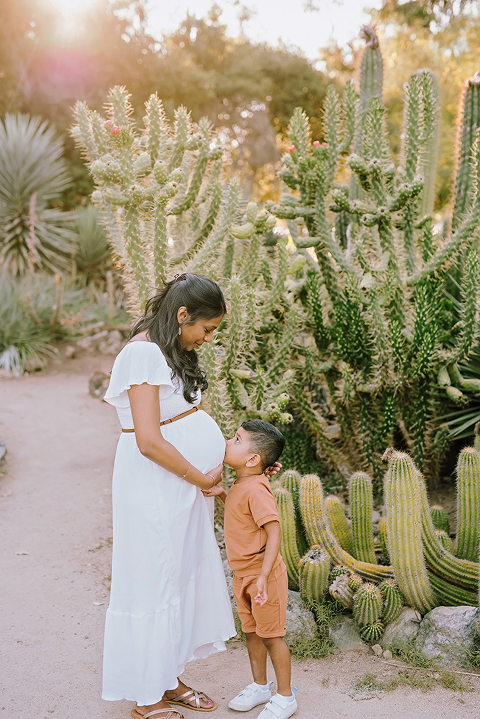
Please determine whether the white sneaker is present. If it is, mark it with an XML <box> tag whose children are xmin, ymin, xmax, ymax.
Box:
<box><xmin>228</xmin><ymin>682</ymin><xmax>273</xmax><ymax>711</ymax></box>
<box><xmin>256</xmin><ymin>690</ymin><xmax>298</xmax><ymax>719</ymax></box>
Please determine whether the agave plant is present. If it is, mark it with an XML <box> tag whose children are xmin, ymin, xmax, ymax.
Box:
<box><xmin>0</xmin><ymin>114</ymin><xmax>77</xmax><ymax>275</ymax></box>
<box><xmin>74</xmin><ymin>204</ymin><xmax>112</xmax><ymax>284</ymax></box>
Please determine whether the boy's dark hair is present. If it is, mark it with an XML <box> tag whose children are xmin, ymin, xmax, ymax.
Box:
<box><xmin>241</xmin><ymin>419</ymin><xmax>285</xmax><ymax>471</ymax></box>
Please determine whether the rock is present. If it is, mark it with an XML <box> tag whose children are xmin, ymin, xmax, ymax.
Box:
<box><xmin>383</xmin><ymin>649</ymin><xmax>393</xmax><ymax>660</ymax></box>
<box><xmin>0</xmin><ymin>441</ymin><xmax>6</xmax><ymax>465</ymax></box>
<box><xmin>89</xmin><ymin>371</ymin><xmax>110</xmax><ymax>399</ymax></box>
<box><xmin>285</xmin><ymin>591</ymin><xmax>317</xmax><ymax>646</ymax></box>
<box><xmin>64</xmin><ymin>345</ymin><xmax>76</xmax><ymax>359</ymax></box>
<box><xmin>329</xmin><ymin>616</ymin><xmax>369</xmax><ymax>653</ymax></box>
<box><xmin>381</xmin><ymin>607</ymin><xmax>422</xmax><ymax>649</ymax></box>
<box><xmin>372</xmin><ymin>643</ymin><xmax>383</xmax><ymax>656</ymax></box>
<box><xmin>99</xmin><ymin>330</ymin><xmax>124</xmax><ymax>356</ymax></box>
<box><xmin>77</xmin><ymin>330</ymin><xmax>109</xmax><ymax>352</ymax></box>
<box><xmin>371</xmin><ymin>510</ymin><xmax>381</xmax><ymax>524</ymax></box>
<box><xmin>415</xmin><ymin>606</ymin><xmax>478</xmax><ymax>667</ymax></box>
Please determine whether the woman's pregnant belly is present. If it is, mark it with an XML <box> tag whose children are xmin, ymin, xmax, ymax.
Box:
<box><xmin>160</xmin><ymin>409</ymin><xmax>226</xmax><ymax>474</ymax></box>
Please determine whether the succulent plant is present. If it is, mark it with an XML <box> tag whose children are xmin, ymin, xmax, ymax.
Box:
<box><xmin>274</xmin><ymin>486</ymin><xmax>300</xmax><ymax>590</ymax></box>
<box><xmin>455</xmin><ymin>447</ymin><xmax>480</xmax><ymax>561</ymax></box>
<box><xmin>430</xmin><ymin>505</ymin><xmax>450</xmax><ymax>534</ymax></box>
<box><xmin>360</xmin><ymin>621</ymin><xmax>384</xmax><ymax>643</ymax></box>
<box><xmin>379</xmin><ymin>578</ymin><xmax>404</xmax><ymax>624</ymax></box>
<box><xmin>325</xmin><ymin>496</ymin><xmax>354</xmax><ymax>555</ymax></box>
<box><xmin>299</xmin><ymin>546</ymin><xmax>330</xmax><ymax>605</ymax></box>
<box><xmin>329</xmin><ymin>573</ymin><xmax>354</xmax><ymax>609</ymax></box>
<box><xmin>353</xmin><ymin>582</ymin><xmax>383</xmax><ymax>627</ymax></box>
<box><xmin>349</xmin><ymin>472</ymin><xmax>377</xmax><ymax>564</ymax></box>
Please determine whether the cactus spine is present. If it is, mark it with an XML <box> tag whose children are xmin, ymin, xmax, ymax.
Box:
<box><xmin>452</xmin><ymin>72</ymin><xmax>480</xmax><ymax>230</ymax></box>
<box><xmin>430</xmin><ymin>505</ymin><xmax>450</xmax><ymax>534</ymax></box>
<box><xmin>379</xmin><ymin>579</ymin><xmax>404</xmax><ymax>624</ymax></box>
<box><xmin>299</xmin><ymin>474</ymin><xmax>393</xmax><ymax>582</ymax></box>
<box><xmin>349</xmin><ymin>472</ymin><xmax>377</xmax><ymax>564</ymax></box>
<box><xmin>325</xmin><ymin>496</ymin><xmax>354</xmax><ymax>555</ymax></box>
<box><xmin>378</xmin><ymin>517</ymin><xmax>390</xmax><ymax>563</ymax></box>
<box><xmin>455</xmin><ymin>447</ymin><xmax>480</xmax><ymax>561</ymax></box>
<box><xmin>353</xmin><ymin>582</ymin><xmax>383</xmax><ymax>627</ymax></box>
<box><xmin>299</xmin><ymin>547</ymin><xmax>330</xmax><ymax>605</ymax></box>
<box><xmin>383</xmin><ymin>450</ymin><xmax>436</xmax><ymax>612</ymax></box>
<box><xmin>274</xmin><ymin>487</ymin><xmax>301</xmax><ymax>590</ymax></box>
<box><xmin>348</xmin><ymin>573</ymin><xmax>364</xmax><ymax>593</ymax></box>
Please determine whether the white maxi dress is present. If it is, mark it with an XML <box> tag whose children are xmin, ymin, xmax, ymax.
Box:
<box><xmin>102</xmin><ymin>341</ymin><xmax>235</xmax><ymax>704</ymax></box>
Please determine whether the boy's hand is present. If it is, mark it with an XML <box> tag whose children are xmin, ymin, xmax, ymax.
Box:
<box><xmin>264</xmin><ymin>461</ymin><xmax>282</xmax><ymax>478</ymax></box>
<box><xmin>254</xmin><ymin>575</ymin><xmax>268</xmax><ymax>605</ymax></box>
<box><xmin>202</xmin><ymin>485</ymin><xmax>225</xmax><ymax>497</ymax></box>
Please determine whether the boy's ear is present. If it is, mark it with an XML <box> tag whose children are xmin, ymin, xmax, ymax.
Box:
<box><xmin>246</xmin><ymin>453</ymin><xmax>262</xmax><ymax>469</ymax></box>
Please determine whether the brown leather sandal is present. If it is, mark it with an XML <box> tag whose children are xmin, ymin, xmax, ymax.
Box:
<box><xmin>168</xmin><ymin>687</ymin><xmax>217</xmax><ymax>712</ymax></box>
<box><xmin>131</xmin><ymin>709</ymin><xmax>184</xmax><ymax>719</ymax></box>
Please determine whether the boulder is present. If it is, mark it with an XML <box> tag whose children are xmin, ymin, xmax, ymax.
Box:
<box><xmin>381</xmin><ymin>607</ymin><xmax>422</xmax><ymax>649</ymax></box>
<box><xmin>328</xmin><ymin>616</ymin><xmax>369</xmax><ymax>653</ymax></box>
<box><xmin>99</xmin><ymin>330</ymin><xmax>124</xmax><ymax>356</ymax></box>
<box><xmin>284</xmin><ymin>590</ymin><xmax>317</xmax><ymax>646</ymax></box>
<box><xmin>0</xmin><ymin>440</ymin><xmax>6</xmax><ymax>465</ymax></box>
<box><xmin>414</xmin><ymin>606</ymin><xmax>478</xmax><ymax>666</ymax></box>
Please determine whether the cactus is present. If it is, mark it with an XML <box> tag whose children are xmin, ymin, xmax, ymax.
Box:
<box><xmin>274</xmin><ymin>487</ymin><xmax>301</xmax><ymax>590</ymax></box>
<box><xmin>352</xmin><ymin>582</ymin><xmax>383</xmax><ymax>627</ymax></box>
<box><xmin>329</xmin><ymin>573</ymin><xmax>354</xmax><ymax>608</ymax></box>
<box><xmin>281</xmin><ymin>469</ymin><xmax>309</xmax><ymax>555</ymax></box>
<box><xmin>383</xmin><ymin>449</ymin><xmax>436</xmax><ymax>613</ymax></box>
<box><xmin>331</xmin><ymin>564</ymin><xmax>350</xmax><ymax>581</ymax></box>
<box><xmin>435</xmin><ymin>529</ymin><xmax>455</xmax><ymax>554</ymax></box>
<box><xmin>430</xmin><ymin>505</ymin><xmax>450</xmax><ymax>534</ymax></box>
<box><xmin>455</xmin><ymin>447</ymin><xmax>480</xmax><ymax>561</ymax></box>
<box><xmin>360</xmin><ymin>621</ymin><xmax>384</xmax><ymax>643</ymax></box>
<box><xmin>452</xmin><ymin>72</ymin><xmax>480</xmax><ymax>230</ymax></box>
<box><xmin>299</xmin><ymin>474</ymin><xmax>393</xmax><ymax>582</ymax></box>
<box><xmin>325</xmin><ymin>496</ymin><xmax>354</xmax><ymax>555</ymax></box>
<box><xmin>378</xmin><ymin>517</ymin><xmax>390</xmax><ymax>563</ymax></box>
<box><xmin>299</xmin><ymin>546</ymin><xmax>330</xmax><ymax>605</ymax></box>
<box><xmin>379</xmin><ymin>579</ymin><xmax>404</xmax><ymax>624</ymax></box>
<box><xmin>428</xmin><ymin>571</ymin><xmax>478</xmax><ymax>607</ymax></box>
<box><xmin>348</xmin><ymin>573</ymin><xmax>364</xmax><ymax>593</ymax></box>
<box><xmin>349</xmin><ymin>472</ymin><xmax>377</xmax><ymax>564</ymax></box>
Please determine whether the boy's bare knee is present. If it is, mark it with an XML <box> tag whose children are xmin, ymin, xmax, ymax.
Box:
<box><xmin>260</xmin><ymin>635</ymin><xmax>284</xmax><ymax>649</ymax></box>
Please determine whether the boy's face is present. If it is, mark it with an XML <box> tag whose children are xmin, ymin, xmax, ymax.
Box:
<box><xmin>224</xmin><ymin>427</ymin><xmax>261</xmax><ymax>471</ymax></box>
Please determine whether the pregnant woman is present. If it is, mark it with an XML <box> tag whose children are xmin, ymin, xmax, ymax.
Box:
<box><xmin>102</xmin><ymin>273</ymin><xmax>236</xmax><ymax>719</ymax></box>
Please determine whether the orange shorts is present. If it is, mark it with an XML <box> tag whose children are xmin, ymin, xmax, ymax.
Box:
<box><xmin>232</xmin><ymin>560</ymin><xmax>288</xmax><ymax>638</ymax></box>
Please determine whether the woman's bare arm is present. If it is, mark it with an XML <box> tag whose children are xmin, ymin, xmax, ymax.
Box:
<box><xmin>128</xmin><ymin>383</ymin><xmax>222</xmax><ymax>491</ymax></box>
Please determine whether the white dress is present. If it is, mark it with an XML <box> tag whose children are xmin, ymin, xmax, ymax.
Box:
<box><xmin>102</xmin><ymin>341</ymin><xmax>235</xmax><ymax>704</ymax></box>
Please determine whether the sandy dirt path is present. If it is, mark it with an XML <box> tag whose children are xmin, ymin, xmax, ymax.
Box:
<box><xmin>2</xmin><ymin>361</ymin><xmax>480</xmax><ymax>718</ymax></box>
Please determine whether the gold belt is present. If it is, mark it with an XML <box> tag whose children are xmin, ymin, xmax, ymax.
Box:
<box><xmin>122</xmin><ymin>405</ymin><xmax>199</xmax><ymax>433</ymax></box>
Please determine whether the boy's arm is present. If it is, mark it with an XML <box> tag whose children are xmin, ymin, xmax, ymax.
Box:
<box><xmin>202</xmin><ymin>485</ymin><xmax>227</xmax><ymax>502</ymax></box>
<box><xmin>255</xmin><ymin>520</ymin><xmax>281</xmax><ymax>605</ymax></box>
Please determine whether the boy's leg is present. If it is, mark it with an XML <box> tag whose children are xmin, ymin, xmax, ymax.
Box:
<box><xmin>261</xmin><ymin>637</ymin><xmax>291</xmax><ymax>696</ymax></box>
<box><xmin>245</xmin><ymin>631</ymin><xmax>268</xmax><ymax>685</ymax></box>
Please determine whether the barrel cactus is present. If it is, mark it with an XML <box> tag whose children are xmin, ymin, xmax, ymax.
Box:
<box><xmin>329</xmin><ymin>573</ymin><xmax>354</xmax><ymax>609</ymax></box>
<box><xmin>379</xmin><ymin>578</ymin><xmax>404</xmax><ymax>624</ymax></box>
<box><xmin>430</xmin><ymin>505</ymin><xmax>450</xmax><ymax>534</ymax></box>
<box><xmin>353</xmin><ymin>582</ymin><xmax>383</xmax><ymax>627</ymax></box>
<box><xmin>299</xmin><ymin>546</ymin><xmax>330</xmax><ymax>605</ymax></box>
<box><xmin>360</xmin><ymin>621</ymin><xmax>384</xmax><ymax>643</ymax></box>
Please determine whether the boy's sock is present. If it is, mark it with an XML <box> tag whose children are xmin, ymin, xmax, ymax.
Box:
<box><xmin>280</xmin><ymin>688</ymin><xmax>297</xmax><ymax>702</ymax></box>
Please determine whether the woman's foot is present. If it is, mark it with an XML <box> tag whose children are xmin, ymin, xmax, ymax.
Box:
<box><xmin>133</xmin><ymin>699</ymin><xmax>183</xmax><ymax>718</ymax></box>
<box><xmin>164</xmin><ymin>679</ymin><xmax>216</xmax><ymax>710</ymax></box>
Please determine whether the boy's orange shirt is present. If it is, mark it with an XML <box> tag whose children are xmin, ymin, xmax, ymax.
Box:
<box><xmin>224</xmin><ymin>474</ymin><xmax>282</xmax><ymax>577</ymax></box>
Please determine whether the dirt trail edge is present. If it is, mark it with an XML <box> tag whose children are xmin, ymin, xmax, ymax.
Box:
<box><xmin>1</xmin><ymin>367</ymin><xmax>480</xmax><ymax>719</ymax></box>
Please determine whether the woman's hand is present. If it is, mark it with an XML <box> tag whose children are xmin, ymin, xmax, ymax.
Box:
<box><xmin>263</xmin><ymin>461</ymin><xmax>282</xmax><ymax>478</ymax></box>
<box><xmin>206</xmin><ymin>463</ymin><xmax>223</xmax><ymax>486</ymax></box>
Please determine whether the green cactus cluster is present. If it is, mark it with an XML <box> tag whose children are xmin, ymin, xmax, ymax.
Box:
<box><xmin>349</xmin><ymin>472</ymin><xmax>377</xmax><ymax>564</ymax></box>
<box><xmin>379</xmin><ymin>578</ymin><xmax>404</xmax><ymax>624</ymax></box>
<box><xmin>298</xmin><ymin>546</ymin><xmax>330</xmax><ymax>605</ymax></box>
<box><xmin>353</xmin><ymin>582</ymin><xmax>383</xmax><ymax>626</ymax></box>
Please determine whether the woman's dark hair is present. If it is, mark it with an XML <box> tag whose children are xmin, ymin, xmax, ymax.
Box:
<box><xmin>129</xmin><ymin>273</ymin><xmax>227</xmax><ymax>403</ymax></box>
<box><xmin>241</xmin><ymin>419</ymin><xmax>285</xmax><ymax>471</ymax></box>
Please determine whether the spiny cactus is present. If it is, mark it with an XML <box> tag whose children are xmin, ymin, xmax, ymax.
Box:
<box><xmin>329</xmin><ymin>573</ymin><xmax>354</xmax><ymax>609</ymax></box>
<box><xmin>435</xmin><ymin>529</ymin><xmax>455</xmax><ymax>554</ymax></box>
<box><xmin>349</xmin><ymin>472</ymin><xmax>377</xmax><ymax>564</ymax></box>
<box><xmin>299</xmin><ymin>474</ymin><xmax>393</xmax><ymax>582</ymax></box>
<box><xmin>430</xmin><ymin>505</ymin><xmax>450</xmax><ymax>534</ymax></box>
<box><xmin>455</xmin><ymin>447</ymin><xmax>480</xmax><ymax>561</ymax></box>
<box><xmin>299</xmin><ymin>546</ymin><xmax>330</xmax><ymax>605</ymax></box>
<box><xmin>428</xmin><ymin>571</ymin><xmax>477</xmax><ymax>607</ymax></box>
<box><xmin>348</xmin><ymin>572</ymin><xmax>364</xmax><ymax>593</ymax></box>
<box><xmin>378</xmin><ymin>517</ymin><xmax>390</xmax><ymax>563</ymax></box>
<box><xmin>274</xmin><ymin>486</ymin><xmax>300</xmax><ymax>590</ymax></box>
<box><xmin>452</xmin><ymin>72</ymin><xmax>480</xmax><ymax>230</ymax></box>
<box><xmin>325</xmin><ymin>496</ymin><xmax>354</xmax><ymax>555</ymax></box>
<box><xmin>281</xmin><ymin>469</ymin><xmax>309</xmax><ymax>555</ymax></box>
<box><xmin>360</xmin><ymin>621</ymin><xmax>384</xmax><ymax>643</ymax></box>
<box><xmin>379</xmin><ymin>578</ymin><xmax>404</xmax><ymax>624</ymax></box>
<box><xmin>353</xmin><ymin>582</ymin><xmax>383</xmax><ymax>627</ymax></box>
<box><xmin>383</xmin><ymin>449</ymin><xmax>436</xmax><ymax>612</ymax></box>
<box><xmin>331</xmin><ymin>564</ymin><xmax>350</xmax><ymax>581</ymax></box>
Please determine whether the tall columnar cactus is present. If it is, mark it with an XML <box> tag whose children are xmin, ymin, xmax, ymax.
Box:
<box><xmin>383</xmin><ymin>449</ymin><xmax>436</xmax><ymax>612</ymax></box>
<box><xmin>281</xmin><ymin>469</ymin><xmax>309</xmax><ymax>555</ymax></box>
<box><xmin>379</xmin><ymin>578</ymin><xmax>404</xmax><ymax>624</ymax></box>
<box><xmin>352</xmin><ymin>582</ymin><xmax>383</xmax><ymax>627</ymax></box>
<box><xmin>378</xmin><ymin>517</ymin><xmax>390</xmax><ymax>562</ymax></box>
<box><xmin>325</xmin><ymin>496</ymin><xmax>354</xmax><ymax>555</ymax></box>
<box><xmin>299</xmin><ymin>474</ymin><xmax>393</xmax><ymax>582</ymax></box>
<box><xmin>452</xmin><ymin>72</ymin><xmax>480</xmax><ymax>230</ymax></box>
<box><xmin>430</xmin><ymin>505</ymin><xmax>450</xmax><ymax>534</ymax></box>
<box><xmin>269</xmin><ymin>28</ymin><xmax>480</xmax><ymax>487</ymax></box>
<box><xmin>298</xmin><ymin>546</ymin><xmax>330</xmax><ymax>605</ymax></box>
<box><xmin>349</xmin><ymin>472</ymin><xmax>377</xmax><ymax>564</ymax></box>
<box><xmin>455</xmin><ymin>447</ymin><xmax>480</xmax><ymax>561</ymax></box>
<box><xmin>274</xmin><ymin>487</ymin><xmax>301</xmax><ymax>590</ymax></box>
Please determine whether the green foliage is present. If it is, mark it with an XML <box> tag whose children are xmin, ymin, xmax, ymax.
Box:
<box><xmin>0</xmin><ymin>115</ymin><xmax>76</xmax><ymax>275</ymax></box>
<box><xmin>73</xmin><ymin>205</ymin><xmax>112</xmax><ymax>283</ymax></box>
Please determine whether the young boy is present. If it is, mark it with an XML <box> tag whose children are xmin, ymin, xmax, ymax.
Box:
<box><xmin>203</xmin><ymin>419</ymin><xmax>297</xmax><ymax>719</ymax></box>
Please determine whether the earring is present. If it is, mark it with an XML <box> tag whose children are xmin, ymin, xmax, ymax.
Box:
<box><xmin>178</xmin><ymin>326</ymin><xmax>182</xmax><ymax>336</ymax></box>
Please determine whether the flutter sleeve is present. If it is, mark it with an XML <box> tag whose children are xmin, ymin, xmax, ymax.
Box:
<box><xmin>103</xmin><ymin>341</ymin><xmax>175</xmax><ymax>408</ymax></box>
